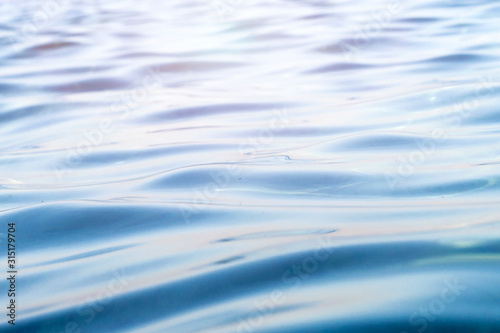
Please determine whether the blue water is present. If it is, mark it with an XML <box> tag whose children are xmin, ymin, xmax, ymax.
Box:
<box><xmin>1</xmin><ymin>0</ymin><xmax>500</xmax><ymax>332</ymax></box>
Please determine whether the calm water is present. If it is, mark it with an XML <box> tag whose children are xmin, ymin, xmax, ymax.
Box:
<box><xmin>1</xmin><ymin>0</ymin><xmax>500</xmax><ymax>332</ymax></box>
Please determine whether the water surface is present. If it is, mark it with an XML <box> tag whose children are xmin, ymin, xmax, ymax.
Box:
<box><xmin>1</xmin><ymin>0</ymin><xmax>500</xmax><ymax>332</ymax></box>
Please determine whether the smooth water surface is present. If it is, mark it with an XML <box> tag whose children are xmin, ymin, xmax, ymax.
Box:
<box><xmin>1</xmin><ymin>0</ymin><xmax>500</xmax><ymax>332</ymax></box>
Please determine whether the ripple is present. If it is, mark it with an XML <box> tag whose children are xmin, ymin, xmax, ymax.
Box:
<box><xmin>2</xmin><ymin>0</ymin><xmax>500</xmax><ymax>332</ymax></box>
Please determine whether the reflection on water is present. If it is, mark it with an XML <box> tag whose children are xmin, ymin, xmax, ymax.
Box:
<box><xmin>1</xmin><ymin>0</ymin><xmax>500</xmax><ymax>332</ymax></box>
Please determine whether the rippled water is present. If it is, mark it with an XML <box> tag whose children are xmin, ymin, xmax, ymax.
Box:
<box><xmin>1</xmin><ymin>0</ymin><xmax>500</xmax><ymax>332</ymax></box>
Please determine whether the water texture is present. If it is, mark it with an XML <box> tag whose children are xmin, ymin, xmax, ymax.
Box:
<box><xmin>1</xmin><ymin>0</ymin><xmax>500</xmax><ymax>332</ymax></box>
